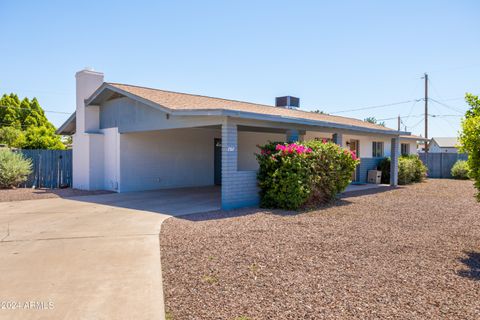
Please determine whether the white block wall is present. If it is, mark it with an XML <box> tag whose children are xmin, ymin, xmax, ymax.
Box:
<box><xmin>72</xmin><ymin>132</ymin><xmax>104</xmax><ymax>190</ymax></box>
<box><xmin>102</xmin><ymin>128</ymin><xmax>120</xmax><ymax>191</ymax></box>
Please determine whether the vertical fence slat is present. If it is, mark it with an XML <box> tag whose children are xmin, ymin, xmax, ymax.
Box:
<box><xmin>15</xmin><ymin>149</ymin><xmax>72</xmax><ymax>189</ymax></box>
<box><xmin>420</xmin><ymin>152</ymin><xmax>468</xmax><ymax>178</ymax></box>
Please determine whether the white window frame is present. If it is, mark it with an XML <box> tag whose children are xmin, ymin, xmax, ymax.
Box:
<box><xmin>401</xmin><ymin>143</ymin><xmax>410</xmax><ymax>156</ymax></box>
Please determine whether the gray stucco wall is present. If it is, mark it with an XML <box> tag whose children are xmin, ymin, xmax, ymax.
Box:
<box><xmin>119</xmin><ymin>128</ymin><xmax>219</xmax><ymax>192</ymax></box>
<box><xmin>99</xmin><ymin>97</ymin><xmax>222</xmax><ymax>132</ymax></box>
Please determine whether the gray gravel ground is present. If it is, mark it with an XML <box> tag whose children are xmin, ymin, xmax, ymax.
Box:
<box><xmin>160</xmin><ymin>179</ymin><xmax>480</xmax><ymax>320</ymax></box>
<box><xmin>0</xmin><ymin>188</ymin><xmax>112</xmax><ymax>202</ymax></box>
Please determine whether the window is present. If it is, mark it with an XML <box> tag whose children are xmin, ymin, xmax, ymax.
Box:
<box><xmin>372</xmin><ymin>141</ymin><xmax>384</xmax><ymax>157</ymax></box>
<box><xmin>401</xmin><ymin>143</ymin><xmax>410</xmax><ymax>156</ymax></box>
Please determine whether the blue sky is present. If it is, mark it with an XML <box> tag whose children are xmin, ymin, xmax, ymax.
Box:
<box><xmin>1</xmin><ymin>0</ymin><xmax>479</xmax><ymax>137</ymax></box>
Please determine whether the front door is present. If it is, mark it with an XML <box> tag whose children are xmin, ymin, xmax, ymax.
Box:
<box><xmin>349</xmin><ymin>139</ymin><xmax>360</xmax><ymax>182</ymax></box>
<box><xmin>214</xmin><ymin>138</ymin><xmax>222</xmax><ymax>185</ymax></box>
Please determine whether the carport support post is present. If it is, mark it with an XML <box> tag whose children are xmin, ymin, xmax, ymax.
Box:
<box><xmin>221</xmin><ymin>118</ymin><xmax>238</xmax><ymax>209</ymax></box>
<box><xmin>332</xmin><ymin>133</ymin><xmax>343</xmax><ymax>147</ymax></box>
<box><xmin>390</xmin><ymin>137</ymin><xmax>400</xmax><ymax>186</ymax></box>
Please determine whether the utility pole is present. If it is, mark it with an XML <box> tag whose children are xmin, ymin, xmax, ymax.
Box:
<box><xmin>397</xmin><ymin>115</ymin><xmax>401</xmax><ymax>131</ymax></box>
<box><xmin>424</xmin><ymin>73</ymin><xmax>428</xmax><ymax>153</ymax></box>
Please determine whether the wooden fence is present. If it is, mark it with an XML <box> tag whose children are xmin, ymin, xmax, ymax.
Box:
<box><xmin>16</xmin><ymin>149</ymin><xmax>73</xmax><ymax>189</ymax></box>
<box><xmin>419</xmin><ymin>152</ymin><xmax>468</xmax><ymax>178</ymax></box>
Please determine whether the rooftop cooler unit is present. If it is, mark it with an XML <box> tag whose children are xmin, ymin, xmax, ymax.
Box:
<box><xmin>275</xmin><ymin>96</ymin><xmax>300</xmax><ymax>109</ymax></box>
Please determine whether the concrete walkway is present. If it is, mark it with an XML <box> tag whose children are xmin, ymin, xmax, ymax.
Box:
<box><xmin>343</xmin><ymin>183</ymin><xmax>392</xmax><ymax>194</ymax></box>
<box><xmin>0</xmin><ymin>187</ymin><xmax>220</xmax><ymax>320</ymax></box>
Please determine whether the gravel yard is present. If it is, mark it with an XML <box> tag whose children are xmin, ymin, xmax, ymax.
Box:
<box><xmin>160</xmin><ymin>179</ymin><xmax>480</xmax><ymax>319</ymax></box>
<box><xmin>0</xmin><ymin>188</ymin><xmax>111</xmax><ymax>202</ymax></box>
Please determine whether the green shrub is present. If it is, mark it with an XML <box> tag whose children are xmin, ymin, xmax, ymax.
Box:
<box><xmin>377</xmin><ymin>155</ymin><xmax>427</xmax><ymax>185</ymax></box>
<box><xmin>304</xmin><ymin>140</ymin><xmax>359</xmax><ymax>205</ymax></box>
<box><xmin>398</xmin><ymin>155</ymin><xmax>427</xmax><ymax>185</ymax></box>
<box><xmin>256</xmin><ymin>140</ymin><xmax>359</xmax><ymax>210</ymax></box>
<box><xmin>378</xmin><ymin>157</ymin><xmax>390</xmax><ymax>184</ymax></box>
<box><xmin>451</xmin><ymin>160</ymin><xmax>470</xmax><ymax>179</ymax></box>
<box><xmin>0</xmin><ymin>149</ymin><xmax>32</xmax><ymax>188</ymax></box>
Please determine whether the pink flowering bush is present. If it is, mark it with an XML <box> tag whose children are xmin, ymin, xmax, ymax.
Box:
<box><xmin>256</xmin><ymin>140</ymin><xmax>359</xmax><ymax>210</ymax></box>
<box><xmin>275</xmin><ymin>143</ymin><xmax>313</xmax><ymax>154</ymax></box>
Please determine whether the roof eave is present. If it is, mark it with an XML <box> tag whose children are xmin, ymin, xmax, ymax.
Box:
<box><xmin>85</xmin><ymin>83</ymin><xmax>173</xmax><ymax>113</ymax></box>
<box><xmin>56</xmin><ymin>111</ymin><xmax>76</xmax><ymax>135</ymax></box>
<box><xmin>400</xmin><ymin>136</ymin><xmax>429</xmax><ymax>141</ymax></box>
<box><xmin>173</xmin><ymin>109</ymin><xmax>409</xmax><ymax>135</ymax></box>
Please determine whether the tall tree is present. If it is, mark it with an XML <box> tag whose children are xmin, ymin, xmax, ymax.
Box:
<box><xmin>0</xmin><ymin>93</ymin><xmax>64</xmax><ymax>149</ymax></box>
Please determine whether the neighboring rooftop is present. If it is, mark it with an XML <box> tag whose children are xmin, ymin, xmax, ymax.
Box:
<box><xmin>399</xmin><ymin>134</ymin><xmax>428</xmax><ymax>141</ymax></box>
<box><xmin>430</xmin><ymin>137</ymin><xmax>460</xmax><ymax>148</ymax></box>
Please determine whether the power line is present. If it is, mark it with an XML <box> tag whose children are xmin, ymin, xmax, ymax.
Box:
<box><xmin>377</xmin><ymin>113</ymin><xmax>461</xmax><ymax>122</ymax></box>
<box><xmin>328</xmin><ymin>99</ymin><xmax>420</xmax><ymax>114</ymax></box>
<box><xmin>0</xmin><ymin>122</ymin><xmax>40</xmax><ymax>129</ymax></box>
<box><xmin>409</xmin><ymin>117</ymin><xmax>425</xmax><ymax>130</ymax></box>
<box><xmin>434</xmin><ymin>97</ymin><xmax>465</xmax><ymax>102</ymax></box>
<box><xmin>0</xmin><ymin>104</ymin><xmax>72</xmax><ymax>115</ymax></box>
<box><xmin>429</xmin><ymin>98</ymin><xmax>465</xmax><ymax>114</ymax></box>
<box><xmin>404</xmin><ymin>99</ymin><xmax>420</xmax><ymax>122</ymax></box>
<box><xmin>0</xmin><ymin>87</ymin><xmax>70</xmax><ymax>96</ymax></box>
<box><xmin>427</xmin><ymin>77</ymin><xmax>468</xmax><ymax>114</ymax></box>
<box><xmin>435</xmin><ymin>115</ymin><xmax>458</xmax><ymax>131</ymax></box>
<box><xmin>377</xmin><ymin>114</ymin><xmax>423</xmax><ymax>121</ymax></box>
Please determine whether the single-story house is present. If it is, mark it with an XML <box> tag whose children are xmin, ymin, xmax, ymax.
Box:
<box><xmin>428</xmin><ymin>137</ymin><xmax>460</xmax><ymax>153</ymax></box>
<box><xmin>57</xmin><ymin>69</ymin><xmax>422</xmax><ymax>209</ymax></box>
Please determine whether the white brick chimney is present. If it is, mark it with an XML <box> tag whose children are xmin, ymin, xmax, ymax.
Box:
<box><xmin>75</xmin><ymin>68</ymin><xmax>104</xmax><ymax>133</ymax></box>
<box><xmin>73</xmin><ymin>68</ymin><xmax>105</xmax><ymax>190</ymax></box>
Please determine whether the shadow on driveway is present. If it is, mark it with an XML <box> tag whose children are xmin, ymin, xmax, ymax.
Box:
<box><xmin>65</xmin><ymin>186</ymin><xmax>221</xmax><ymax>217</ymax></box>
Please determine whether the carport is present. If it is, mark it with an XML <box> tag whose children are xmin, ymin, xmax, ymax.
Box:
<box><xmin>58</xmin><ymin>69</ymin><xmax>408</xmax><ymax>210</ymax></box>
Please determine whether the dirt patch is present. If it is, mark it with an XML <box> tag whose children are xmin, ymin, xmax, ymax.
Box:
<box><xmin>0</xmin><ymin>188</ymin><xmax>112</xmax><ymax>202</ymax></box>
<box><xmin>160</xmin><ymin>179</ymin><xmax>480</xmax><ymax>319</ymax></box>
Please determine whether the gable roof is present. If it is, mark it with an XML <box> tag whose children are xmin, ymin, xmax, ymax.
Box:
<box><xmin>91</xmin><ymin>83</ymin><xmax>400</xmax><ymax>132</ymax></box>
<box><xmin>431</xmin><ymin>137</ymin><xmax>459</xmax><ymax>148</ymax></box>
<box><xmin>58</xmin><ymin>82</ymin><xmax>413</xmax><ymax>136</ymax></box>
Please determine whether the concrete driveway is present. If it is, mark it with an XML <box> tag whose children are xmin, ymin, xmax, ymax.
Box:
<box><xmin>0</xmin><ymin>187</ymin><xmax>220</xmax><ymax>320</ymax></box>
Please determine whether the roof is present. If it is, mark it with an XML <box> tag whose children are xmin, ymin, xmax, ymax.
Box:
<box><xmin>90</xmin><ymin>83</ymin><xmax>400</xmax><ymax>133</ymax></box>
<box><xmin>56</xmin><ymin>111</ymin><xmax>76</xmax><ymax>135</ymax></box>
<box><xmin>58</xmin><ymin>82</ymin><xmax>413</xmax><ymax>136</ymax></box>
<box><xmin>430</xmin><ymin>137</ymin><xmax>459</xmax><ymax>148</ymax></box>
<box><xmin>399</xmin><ymin>134</ymin><xmax>428</xmax><ymax>141</ymax></box>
